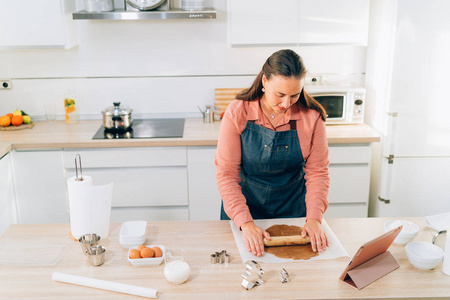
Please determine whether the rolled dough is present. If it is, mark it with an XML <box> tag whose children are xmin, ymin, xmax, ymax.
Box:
<box><xmin>265</xmin><ymin>224</ymin><xmax>318</xmax><ymax>260</ymax></box>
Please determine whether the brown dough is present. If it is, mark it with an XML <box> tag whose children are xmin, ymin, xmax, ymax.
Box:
<box><xmin>265</xmin><ymin>224</ymin><xmax>318</xmax><ymax>260</ymax></box>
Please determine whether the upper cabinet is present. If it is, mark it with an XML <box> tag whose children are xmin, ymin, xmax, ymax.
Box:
<box><xmin>229</xmin><ymin>0</ymin><xmax>300</xmax><ymax>45</ymax></box>
<box><xmin>0</xmin><ymin>0</ymin><xmax>78</xmax><ymax>49</ymax></box>
<box><xmin>229</xmin><ymin>0</ymin><xmax>370</xmax><ymax>46</ymax></box>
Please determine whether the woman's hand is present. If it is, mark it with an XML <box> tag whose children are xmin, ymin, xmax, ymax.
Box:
<box><xmin>241</xmin><ymin>221</ymin><xmax>271</xmax><ymax>256</ymax></box>
<box><xmin>301</xmin><ymin>219</ymin><xmax>329</xmax><ymax>252</ymax></box>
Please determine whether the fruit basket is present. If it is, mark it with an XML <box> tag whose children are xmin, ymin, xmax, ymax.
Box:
<box><xmin>0</xmin><ymin>110</ymin><xmax>34</xmax><ymax>130</ymax></box>
<box><xmin>0</xmin><ymin>122</ymin><xmax>35</xmax><ymax>131</ymax></box>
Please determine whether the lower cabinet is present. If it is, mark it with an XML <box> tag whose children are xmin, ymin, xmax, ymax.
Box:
<box><xmin>0</xmin><ymin>153</ymin><xmax>16</xmax><ymax>235</ymax></box>
<box><xmin>324</xmin><ymin>144</ymin><xmax>372</xmax><ymax>218</ymax></box>
<box><xmin>187</xmin><ymin>147</ymin><xmax>221</xmax><ymax>221</ymax></box>
<box><xmin>9</xmin><ymin>143</ymin><xmax>372</xmax><ymax>224</ymax></box>
<box><xmin>11</xmin><ymin>149</ymin><xmax>68</xmax><ymax>224</ymax></box>
<box><xmin>63</xmin><ymin>147</ymin><xmax>222</xmax><ymax>222</ymax></box>
<box><xmin>110</xmin><ymin>207</ymin><xmax>189</xmax><ymax>223</ymax></box>
<box><xmin>63</xmin><ymin>147</ymin><xmax>190</xmax><ymax>222</ymax></box>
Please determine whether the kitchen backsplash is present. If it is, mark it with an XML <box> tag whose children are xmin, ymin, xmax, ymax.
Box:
<box><xmin>1</xmin><ymin>76</ymin><xmax>256</xmax><ymax>121</ymax></box>
<box><xmin>1</xmin><ymin>74</ymin><xmax>364</xmax><ymax>121</ymax></box>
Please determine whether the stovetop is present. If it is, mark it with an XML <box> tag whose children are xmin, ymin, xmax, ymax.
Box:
<box><xmin>92</xmin><ymin>118</ymin><xmax>185</xmax><ymax>139</ymax></box>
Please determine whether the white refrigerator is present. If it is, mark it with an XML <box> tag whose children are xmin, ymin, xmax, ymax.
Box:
<box><xmin>366</xmin><ymin>0</ymin><xmax>450</xmax><ymax>217</ymax></box>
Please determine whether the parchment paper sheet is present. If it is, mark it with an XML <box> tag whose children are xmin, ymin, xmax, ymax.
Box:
<box><xmin>425</xmin><ymin>212</ymin><xmax>450</xmax><ymax>232</ymax></box>
<box><xmin>230</xmin><ymin>218</ymin><xmax>349</xmax><ymax>263</ymax></box>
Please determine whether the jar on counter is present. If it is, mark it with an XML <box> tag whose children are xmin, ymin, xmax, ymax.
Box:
<box><xmin>181</xmin><ymin>0</ymin><xmax>205</xmax><ymax>11</ymax></box>
<box><xmin>64</xmin><ymin>98</ymin><xmax>78</xmax><ymax>124</ymax></box>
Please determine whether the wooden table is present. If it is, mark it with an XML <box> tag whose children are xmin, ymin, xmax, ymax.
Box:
<box><xmin>0</xmin><ymin>218</ymin><xmax>449</xmax><ymax>299</ymax></box>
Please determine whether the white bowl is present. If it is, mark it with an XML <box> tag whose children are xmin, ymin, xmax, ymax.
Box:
<box><xmin>384</xmin><ymin>220</ymin><xmax>419</xmax><ymax>245</ymax></box>
<box><xmin>405</xmin><ymin>242</ymin><xmax>444</xmax><ymax>270</ymax></box>
<box><xmin>120</xmin><ymin>221</ymin><xmax>147</xmax><ymax>239</ymax></box>
<box><xmin>128</xmin><ymin>245</ymin><xmax>165</xmax><ymax>266</ymax></box>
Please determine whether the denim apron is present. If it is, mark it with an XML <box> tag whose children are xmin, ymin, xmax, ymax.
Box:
<box><xmin>220</xmin><ymin>120</ymin><xmax>307</xmax><ymax>220</ymax></box>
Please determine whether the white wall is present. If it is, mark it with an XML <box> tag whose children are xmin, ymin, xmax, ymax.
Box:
<box><xmin>0</xmin><ymin>0</ymin><xmax>366</xmax><ymax>120</ymax></box>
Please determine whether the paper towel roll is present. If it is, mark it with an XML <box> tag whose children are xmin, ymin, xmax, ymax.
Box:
<box><xmin>67</xmin><ymin>176</ymin><xmax>113</xmax><ymax>240</ymax></box>
<box><xmin>443</xmin><ymin>228</ymin><xmax>450</xmax><ymax>276</ymax></box>
<box><xmin>52</xmin><ymin>272</ymin><xmax>158</xmax><ymax>298</ymax></box>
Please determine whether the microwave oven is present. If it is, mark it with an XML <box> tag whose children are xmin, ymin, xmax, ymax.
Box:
<box><xmin>307</xmin><ymin>87</ymin><xmax>365</xmax><ymax>125</ymax></box>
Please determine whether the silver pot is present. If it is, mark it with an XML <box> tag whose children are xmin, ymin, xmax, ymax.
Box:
<box><xmin>85</xmin><ymin>0</ymin><xmax>114</xmax><ymax>12</ymax></box>
<box><xmin>102</xmin><ymin>102</ymin><xmax>133</xmax><ymax>131</ymax></box>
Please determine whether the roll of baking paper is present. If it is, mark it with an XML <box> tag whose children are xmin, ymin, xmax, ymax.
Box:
<box><xmin>443</xmin><ymin>228</ymin><xmax>450</xmax><ymax>276</ymax></box>
<box><xmin>52</xmin><ymin>272</ymin><xmax>158</xmax><ymax>298</ymax></box>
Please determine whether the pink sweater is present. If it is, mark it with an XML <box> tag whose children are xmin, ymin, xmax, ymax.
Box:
<box><xmin>215</xmin><ymin>99</ymin><xmax>330</xmax><ymax>229</ymax></box>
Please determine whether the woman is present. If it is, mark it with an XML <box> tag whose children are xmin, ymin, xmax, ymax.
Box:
<box><xmin>215</xmin><ymin>49</ymin><xmax>330</xmax><ymax>257</ymax></box>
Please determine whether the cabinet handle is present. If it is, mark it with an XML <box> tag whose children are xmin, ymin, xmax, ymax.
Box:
<box><xmin>378</xmin><ymin>196</ymin><xmax>390</xmax><ymax>204</ymax></box>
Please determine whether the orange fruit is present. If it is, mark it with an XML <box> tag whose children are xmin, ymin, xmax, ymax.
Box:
<box><xmin>6</xmin><ymin>113</ymin><xmax>13</xmax><ymax>118</ymax></box>
<box><xmin>129</xmin><ymin>249</ymin><xmax>141</xmax><ymax>259</ymax></box>
<box><xmin>11</xmin><ymin>115</ymin><xmax>23</xmax><ymax>126</ymax></box>
<box><xmin>152</xmin><ymin>246</ymin><xmax>162</xmax><ymax>258</ymax></box>
<box><xmin>65</xmin><ymin>106</ymin><xmax>75</xmax><ymax>114</ymax></box>
<box><xmin>65</xmin><ymin>113</ymin><xmax>69</xmax><ymax>121</ymax></box>
<box><xmin>137</xmin><ymin>245</ymin><xmax>146</xmax><ymax>251</ymax></box>
<box><xmin>0</xmin><ymin>115</ymin><xmax>11</xmax><ymax>127</ymax></box>
<box><xmin>140</xmin><ymin>247</ymin><xmax>155</xmax><ymax>258</ymax></box>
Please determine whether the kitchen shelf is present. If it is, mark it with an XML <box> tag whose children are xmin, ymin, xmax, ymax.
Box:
<box><xmin>72</xmin><ymin>8</ymin><xmax>216</xmax><ymax>20</ymax></box>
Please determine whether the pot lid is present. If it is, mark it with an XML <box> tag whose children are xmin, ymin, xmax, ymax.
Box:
<box><xmin>102</xmin><ymin>102</ymin><xmax>132</xmax><ymax>116</ymax></box>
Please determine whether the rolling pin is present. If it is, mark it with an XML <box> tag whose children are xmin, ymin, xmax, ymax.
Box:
<box><xmin>264</xmin><ymin>235</ymin><xmax>311</xmax><ymax>247</ymax></box>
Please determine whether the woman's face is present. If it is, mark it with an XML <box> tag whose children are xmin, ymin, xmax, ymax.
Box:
<box><xmin>261</xmin><ymin>74</ymin><xmax>304</xmax><ymax>115</ymax></box>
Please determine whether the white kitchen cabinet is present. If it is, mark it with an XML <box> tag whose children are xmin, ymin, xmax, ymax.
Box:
<box><xmin>63</xmin><ymin>146</ymin><xmax>222</xmax><ymax>222</ymax></box>
<box><xmin>229</xmin><ymin>0</ymin><xmax>370</xmax><ymax>46</ymax></box>
<box><xmin>111</xmin><ymin>207</ymin><xmax>189</xmax><ymax>223</ymax></box>
<box><xmin>229</xmin><ymin>0</ymin><xmax>300</xmax><ymax>45</ymax></box>
<box><xmin>187</xmin><ymin>147</ymin><xmax>221</xmax><ymax>221</ymax></box>
<box><xmin>11</xmin><ymin>149</ymin><xmax>68</xmax><ymax>224</ymax></box>
<box><xmin>63</xmin><ymin>147</ymin><xmax>189</xmax><ymax>222</ymax></box>
<box><xmin>0</xmin><ymin>0</ymin><xmax>78</xmax><ymax>49</ymax></box>
<box><xmin>186</xmin><ymin>144</ymin><xmax>372</xmax><ymax>220</ymax></box>
<box><xmin>297</xmin><ymin>0</ymin><xmax>370</xmax><ymax>45</ymax></box>
<box><xmin>7</xmin><ymin>142</ymin><xmax>372</xmax><ymax>224</ymax></box>
<box><xmin>324</xmin><ymin>144</ymin><xmax>372</xmax><ymax>218</ymax></box>
<box><xmin>0</xmin><ymin>153</ymin><xmax>17</xmax><ymax>236</ymax></box>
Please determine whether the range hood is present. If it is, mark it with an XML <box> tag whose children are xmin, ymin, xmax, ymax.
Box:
<box><xmin>73</xmin><ymin>8</ymin><xmax>216</xmax><ymax>20</ymax></box>
<box><xmin>73</xmin><ymin>0</ymin><xmax>216</xmax><ymax>20</ymax></box>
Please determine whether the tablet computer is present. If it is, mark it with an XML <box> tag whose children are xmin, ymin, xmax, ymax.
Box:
<box><xmin>339</xmin><ymin>225</ymin><xmax>403</xmax><ymax>289</ymax></box>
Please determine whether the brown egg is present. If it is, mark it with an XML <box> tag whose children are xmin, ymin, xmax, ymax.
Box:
<box><xmin>141</xmin><ymin>247</ymin><xmax>155</xmax><ymax>258</ymax></box>
<box><xmin>129</xmin><ymin>249</ymin><xmax>141</xmax><ymax>259</ymax></box>
<box><xmin>152</xmin><ymin>246</ymin><xmax>162</xmax><ymax>258</ymax></box>
<box><xmin>137</xmin><ymin>245</ymin><xmax>146</xmax><ymax>251</ymax></box>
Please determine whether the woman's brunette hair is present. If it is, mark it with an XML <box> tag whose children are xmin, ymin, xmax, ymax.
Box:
<box><xmin>236</xmin><ymin>49</ymin><xmax>326</xmax><ymax>121</ymax></box>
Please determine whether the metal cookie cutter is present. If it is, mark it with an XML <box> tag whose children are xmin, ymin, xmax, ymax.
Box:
<box><xmin>279</xmin><ymin>268</ymin><xmax>290</xmax><ymax>283</ymax></box>
<box><xmin>210</xmin><ymin>250</ymin><xmax>230</xmax><ymax>264</ymax></box>
<box><xmin>241</xmin><ymin>260</ymin><xmax>264</xmax><ymax>290</ymax></box>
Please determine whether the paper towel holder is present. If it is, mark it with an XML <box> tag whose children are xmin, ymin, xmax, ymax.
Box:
<box><xmin>75</xmin><ymin>154</ymin><xmax>84</xmax><ymax>181</ymax></box>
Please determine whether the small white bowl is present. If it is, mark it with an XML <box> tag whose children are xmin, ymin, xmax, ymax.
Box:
<box><xmin>120</xmin><ymin>221</ymin><xmax>147</xmax><ymax>239</ymax></box>
<box><xmin>128</xmin><ymin>245</ymin><xmax>165</xmax><ymax>266</ymax></box>
<box><xmin>384</xmin><ymin>220</ymin><xmax>419</xmax><ymax>245</ymax></box>
<box><xmin>405</xmin><ymin>242</ymin><xmax>444</xmax><ymax>270</ymax></box>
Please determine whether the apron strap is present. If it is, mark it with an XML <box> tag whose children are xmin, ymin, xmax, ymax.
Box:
<box><xmin>289</xmin><ymin>120</ymin><xmax>306</xmax><ymax>165</ymax></box>
<box><xmin>289</xmin><ymin>120</ymin><xmax>297</xmax><ymax>131</ymax></box>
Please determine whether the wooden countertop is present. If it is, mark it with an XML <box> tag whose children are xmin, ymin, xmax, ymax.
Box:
<box><xmin>0</xmin><ymin>218</ymin><xmax>448</xmax><ymax>299</ymax></box>
<box><xmin>0</xmin><ymin>118</ymin><xmax>380</xmax><ymax>157</ymax></box>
